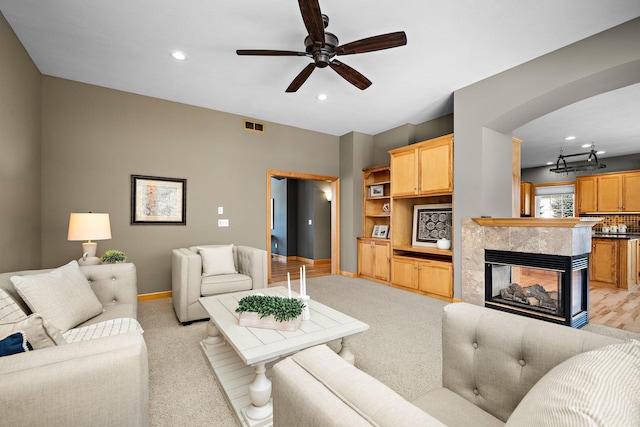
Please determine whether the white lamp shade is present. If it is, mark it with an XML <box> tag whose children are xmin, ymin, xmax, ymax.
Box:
<box><xmin>68</xmin><ymin>213</ymin><xmax>112</xmax><ymax>241</ymax></box>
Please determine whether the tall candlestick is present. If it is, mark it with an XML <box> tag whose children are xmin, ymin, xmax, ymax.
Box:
<box><xmin>287</xmin><ymin>272</ymin><xmax>291</xmax><ymax>299</ymax></box>
<box><xmin>300</xmin><ymin>267</ymin><xmax>304</xmax><ymax>296</ymax></box>
<box><xmin>302</xmin><ymin>265</ymin><xmax>306</xmax><ymax>296</ymax></box>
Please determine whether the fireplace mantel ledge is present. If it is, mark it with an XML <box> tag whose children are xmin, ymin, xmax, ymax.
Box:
<box><xmin>472</xmin><ymin>218</ymin><xmax>602</xmax><ymax>228</ymax></box>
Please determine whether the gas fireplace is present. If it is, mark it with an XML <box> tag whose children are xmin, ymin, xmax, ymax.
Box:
<box><xmin>485</xmin><ymin>249</ymin><xmax>589</xmax><ymax>328</ymax></box>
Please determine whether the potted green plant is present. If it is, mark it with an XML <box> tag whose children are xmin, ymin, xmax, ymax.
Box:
<box><xmin>235</xmin><ymin>295</ymin><xmax>305</xmax><ymax>331</ymax></box>
<box><xmin>100</xmin><ymin>250</ymin><xmax>126</xmax><ymax>264</ymax></box>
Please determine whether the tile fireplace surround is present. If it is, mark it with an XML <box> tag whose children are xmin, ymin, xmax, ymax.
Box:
<box><xmin>461</xmin><ymin>217</ymin><xmax>602</xmax><ymax>306</ymax></box>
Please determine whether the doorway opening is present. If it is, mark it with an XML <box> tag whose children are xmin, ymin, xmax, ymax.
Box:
<box><xmin>266</xmin><ymin>170</ymin><xmax>339</xmax><ymax>284</ymax></box>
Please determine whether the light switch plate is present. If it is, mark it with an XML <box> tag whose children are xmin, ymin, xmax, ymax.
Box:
<box><xmin>218</xmin><ymin>207</ymin><xmax>223</xmax><ymax>214</ymax></box>
<box><xmin>218</xmin><ymin>219</ymin><xmax>229</xmax><ymax>227</ymax></box>
<box><xmin>308</xmin><ymin>219</ymin><xmax>312</xmax><ymax>225</ymax></box>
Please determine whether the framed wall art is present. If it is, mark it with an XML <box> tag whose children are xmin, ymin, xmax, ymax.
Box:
<box><xmin>369</xmin><ymin>185</ymin><xmax>384</xmax><ymax>198</ymax></box>
<box><xmin>412</xmin><ymin>203</ymin><xmax>452</xmax><ymax>247</ymax></box>
<box><xmin>131</xmin><ymin>175</ymin><xmax>187</xmax><ymax>225</ymax></box>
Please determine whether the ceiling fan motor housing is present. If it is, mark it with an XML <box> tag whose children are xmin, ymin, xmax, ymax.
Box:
<box><xmin>304</xmin><ymin>32</ymin><xmax>338</xmax><ymax>68</ymax></box>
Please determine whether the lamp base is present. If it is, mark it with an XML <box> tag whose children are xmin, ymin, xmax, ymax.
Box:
<box><xmin>78</xmin><ymin>256</ymin><xmax>100</xmax><ymax>266</ymax></box>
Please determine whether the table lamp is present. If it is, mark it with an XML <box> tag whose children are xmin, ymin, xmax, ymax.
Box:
<box><xmin>67</xmin><ymin>213</ymin><xmax>112</xmax><ymax>265</ymax></box>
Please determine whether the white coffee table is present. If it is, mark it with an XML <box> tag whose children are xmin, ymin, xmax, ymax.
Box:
<box><xmin>198</xmin><ymin>286</ymin><xmax>369</xmax><ymax>427</ymax></box>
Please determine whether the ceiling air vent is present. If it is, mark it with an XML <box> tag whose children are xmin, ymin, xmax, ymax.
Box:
<box><xmin>244</xmin><ymin>120</ymin><xmax>264</xmax><ymax>133</ymax></box>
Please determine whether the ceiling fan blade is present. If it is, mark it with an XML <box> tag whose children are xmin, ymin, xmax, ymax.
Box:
<box><xmin>329</xmin><ymin>60</ymin><xmax>372</xmax><ymax>90</ymax></box>
<box><xmin>298</xmin><ymin>0</ymin><xmax>325</xmax><ymax>45</ymax></box>
<box><xmin>286</xmin><ymin>63</ymin><xmax>316</xmax><ymax>92</ymax></box>
<box><xmin>236</xmin><ymin>49</ymin><xmax>308</xmax><ymax>57</ymax></box>
<box><xmin>335</xmin><ymin>31</ymin><xmax>407</xmax><ymax>56</ymax></box>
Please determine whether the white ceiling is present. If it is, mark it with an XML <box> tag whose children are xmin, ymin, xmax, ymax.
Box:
<box><xmin>2</xmin><ymin>0</ymin><xmax>640</xmax><ymax>168</ymax></box>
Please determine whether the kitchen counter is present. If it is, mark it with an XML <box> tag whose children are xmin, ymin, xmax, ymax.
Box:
<box><xmin>593</xmin><ymin>233</ymin><xmax>640</xmax><ymax>240</ymax></box>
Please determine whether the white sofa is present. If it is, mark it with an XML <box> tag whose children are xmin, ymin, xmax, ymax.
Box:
<box><xmin>172</xmin><ymin>244</ymin><xmax>268</xmax><ymax>324</ymax></box>
<box><xmin>0</xmin><ymin>262</ymin><xmax>149</xmax><ymax>427</ymax></box>
<box><xmin>273</xmin><ymin>302</ymin><xmax>640</xmax><ymax>426</ymax></box>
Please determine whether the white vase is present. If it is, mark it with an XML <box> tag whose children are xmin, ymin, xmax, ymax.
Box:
<box><xmin>436</xmin><ymin>239</ymin><xmax>451</xmax><ymax>250</ymax></box>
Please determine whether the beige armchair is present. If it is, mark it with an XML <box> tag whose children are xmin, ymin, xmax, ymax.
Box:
<box><xmin>171</xmin><ymin>244</ymin><xmax>268</xmax><ymax>324</ymax></box>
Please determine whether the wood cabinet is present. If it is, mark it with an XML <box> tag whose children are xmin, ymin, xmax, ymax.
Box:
<box><xmin>358</xmin><ymin>238</ymin><xmax>390</xmax><ymax>282</ymax></box>
<box><xmin>623</xmin><ymin>172</ymin><xmax>640</xmax><ymax>212</ymax></box>
<box><xmin>391</xmin><ymin>256</ymin><xmax>452</xmax><ymax>299</ymax></box>
<box><xmin>358</xmin><ymin>165</ymin><xmax>391</xmax><ymax>284</ymax></box>
<box><xmin>520</xmin><ymin>181</ymin><xmax>532</xmax><ymax>217</ymax></box>
<box><xmin>387</xmin><ymin>134</ymin><xmax>454</xmax><ymax>301</ymax></box>
<box><xmin>597</xmin><ymin>174</ymin><xmax>623</xmax><ymax>212</ymax></box>
<box><xmin>390</xmin><ymin>134</ymin><xmax>453</xmax><ymax>197</ymax></box>
<box><xmin>576</xmin><ymin>170</ymin><xmax>640</xmax><ymax>213</ymax></box>
<box><xmin>590</xmin><ymin>238</ymin><xmax>640</xmax><ymax>290</ymax></box>
<box><xmin>576</xmin><ymin>176</ymin><xmax>597</xmax><ymax>214</ymax></box>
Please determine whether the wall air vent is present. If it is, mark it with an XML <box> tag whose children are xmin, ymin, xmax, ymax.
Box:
<box><xmin>244</xmin><ymin>120</ymin><xmax>264</xmax><ymax>133</ymax></box>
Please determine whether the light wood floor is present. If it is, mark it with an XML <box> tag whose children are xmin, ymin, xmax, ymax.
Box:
<box><xmin>270</xmin><ymin>256</ymin><xmax>331</xmax><ymax>284</ymax></box>
<box><xmin>590</xmin><ymin>286</ymin><xmax>640</xmax><ymax>333</ymax></box>
<box><xmin>271</xmin><ymin>257</ymin><xmax>639</xmax><ymax>333</ymax></box>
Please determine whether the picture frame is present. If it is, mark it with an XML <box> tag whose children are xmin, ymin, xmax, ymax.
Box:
<box><xmin>372</xmin><ymin>224</ymin><xmax>389</xmax><ymax>239</ymax></box>
<box><xmin>131</xmin><ymin>175</ymin><xmax>187</xmax><ymax>225</ymax></box>
<box><xmin>412</xmin><ymin>204</ymin><xmax>452</xmax><ymax>247</ymax></box>
<box><xmin>369</xmin><ymin>185</ymin><xmax>384</xmax><ymax>198</ymax></box>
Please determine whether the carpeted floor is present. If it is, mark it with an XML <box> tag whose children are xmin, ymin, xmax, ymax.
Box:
<box><xmin>137</xmin><ymin>275</ymin><xmax>640</xmax><ymax>426</ymax></box>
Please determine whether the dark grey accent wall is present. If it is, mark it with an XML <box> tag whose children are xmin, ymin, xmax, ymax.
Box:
<box><xmin>0</xmin><ymin>12</ymin><xmax>42</xmax><ymax>272</ymax></box>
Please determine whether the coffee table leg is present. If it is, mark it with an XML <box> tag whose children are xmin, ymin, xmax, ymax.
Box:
<box><xmin>338</xmin><ymin>336</ymin><xmax>356</xmax><ymax>365</ymax></box>
<box><xmin>204</xmin><ymin>320</ymin><xmax>223</xmax><ymax>347</ymax></box>
<box><xmin>245</xmin><ymin>362</ymin><xmax>273</xmax><ymax>422</ymax></box>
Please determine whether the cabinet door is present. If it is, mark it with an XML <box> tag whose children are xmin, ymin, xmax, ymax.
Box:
<box><xmin>391</xmin><ymin>257</ymin><xmax>419</xmax><ymax>289</ymax></box>
<box><xmin>623</xmin><ymin>172</ymin><xmax>640</xmax><ymax>212</ymax></box>
<box><xmin>390</xmin><ymin>149</ymin><xmax>418</xmax><ymax>197</ymax></box>
<box><xmin>590</xmin><ymin>239</ymin><xmax>618</xmax><ymax>286</ymax></box>
<box><xmin>597</xmin><ymin>174</ymin><xmax>623</xmax><ymax>212</ymax></box>
<box><xmin>418</xmin><ymin>259</ymin><xmax>453</xmax><ymax>298</ymax></box>
<box><xmin>358</xmin><ymin>240</ymin><xmax>375</xmax><ymax>278</ymax></box>
<box><xmin>373</xmin><ymin>241</ymin><xmax>390</xmax><ymax>281</ymax></box>
<box><xmin>576</xmin><ymin>176</ymin><xmax>597</xmax><ymax>214</ymax></box>
<box><xmin>418</xmin><ymin>139</ymin><xmax>452</xmax><ymax>194</ymax></box>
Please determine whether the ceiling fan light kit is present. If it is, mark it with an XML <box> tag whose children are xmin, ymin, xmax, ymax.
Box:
<box><xmin>236</xmin><ymin>0</ymin><xmax>407</xmax><ymax>92</ymax></box>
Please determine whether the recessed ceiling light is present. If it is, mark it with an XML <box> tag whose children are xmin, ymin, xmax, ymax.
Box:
<box><xmin>596</xmin><ymin>150</ymin><xmax>605</xmax><ymax>155</ymax></box>
<box><xmin>546</xmin><ymin>161</ymin><xmax>554</xmax><ymax>165</ymax></box>
<box><xmin>581</xmin><ymin>144</ymin><xmax>591</xmax><ymax>148</ymax></box>
<box><xmin>316</xmin><ymin>93</ymin><xmax>327</xmax><ymax>101</ymax></box>
<box><xmin>564</xmin><ymin>136</ymin><xmax>576</xmax><ymax>141</ymax></box>
<box><xmin>170</xmin><ymin>51</ymin><xmax>187</xmax><ymax>61</ymax></box>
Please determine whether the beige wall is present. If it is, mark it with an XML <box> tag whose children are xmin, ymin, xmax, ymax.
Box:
<box><xmin>0</xmin><ymin>12</ymin><xmax>41</xmax><ymax>272</ymax></box>
<box><xmin>40</xmin><ymin>77</ymin><xmax>340</xmax><ymax>293</ymax></box>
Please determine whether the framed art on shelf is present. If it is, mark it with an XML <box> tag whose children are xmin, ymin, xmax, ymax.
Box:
<box><xmin>131</xmin><ymin>175</ymin><xmax>187</xmax><ymax>225</ymax></box>
<box><xmin>372</xmin><ymin>224</ymin><xmax>389</xmax><ymax>239</ymax></box>
<box><xmin>369</xmin><ymin>185</ymin><xmax>384</xmax><ymax>198</ymax></box>
<box><xmin>412</xmin><ymin>203</ymin><xmax>452</xmax><ymax>247</ymax></box>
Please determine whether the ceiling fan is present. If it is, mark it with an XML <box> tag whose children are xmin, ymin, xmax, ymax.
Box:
<box><xmin>236</xmin><ymin>0</ymin><xmax>407</xmax><ymax>92</ymax></box>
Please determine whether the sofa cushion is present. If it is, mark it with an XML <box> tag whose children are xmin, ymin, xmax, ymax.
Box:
<box><xmin>412</xmin><ymin>387</ymin><xmax>504</xmax><ymax>427</ymax></box>
<box><xmin>199</xmin><ymin>245</ymin><xmax>237</xmax><ymax>276</ymax></box>
<box><xmin>0</xmin><ymin>332</ymin><xmax>29</xmax><ymax>357</ymax></box>
<box><xmin>506</xmin><ymin>339</ymin><xmax>640</xmax><ymax>427</ymax></box>
<box><xmin>201</xmin><ymin>273</ymin><xmax>252</xmax><ymax>296</ymax></box>
<box><xmin>10</xmin><ymin>261</ymin><xmax>103</xmax><ymax>332</ymax></box>
<box><xmin>63</xmin><ymin>318</ymin><xmax>144</xmax><ymax>343</ymax></box>
<box><xmin>0</xmin><ymin>288</ymin><xmax>26</xmax><ymax>323</ymax></box>
<box><xmin>0</xmin><ymin>313</ymin><xmax>67</xmax><ymax>349</ymax></box>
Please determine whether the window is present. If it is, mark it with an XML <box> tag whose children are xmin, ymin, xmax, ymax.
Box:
<box><xmin>535</xmin><ymin>184</ymin><xmax>575</xmax><ymax>218</ymax></box>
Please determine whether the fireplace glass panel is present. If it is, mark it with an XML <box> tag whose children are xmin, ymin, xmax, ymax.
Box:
<box><xmin>490</xmin><ymin>265</ymin><xmax>562</xmax><ymax>316</ymax></box>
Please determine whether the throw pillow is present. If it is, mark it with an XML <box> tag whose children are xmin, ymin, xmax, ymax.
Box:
<box><xmin>0</xmin><ymin>288</ymin><xmax>27</xmax><ymax>323</ymax></box>
<box><xmin>199</xmin><ymin>245</ymin><xmax>237</xmax><ymax>276</ymax></box>
<box><xmin>0</xmin><ymin>332</ymin><xmax>29</xmax><ymax>357</ymax></box>
<box><xmin>0</xmin><ymin>313</ymin><xmax>67</xmax><ymax>349</ymax></box>
<box><xmin>506</xmin><ymin>339</ymin><xmax>640</xmax><ymax>427</ymax></box>
<box><xmin>10</xmin><ymin>260</ymin><xmax>103</xmax><ymax>332</ymax></box>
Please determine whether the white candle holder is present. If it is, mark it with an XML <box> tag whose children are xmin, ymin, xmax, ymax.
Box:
<box><xmin>298</xmin><ymin>295</ymin><xmax>311</xmax><ymax>321</ymax></box>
